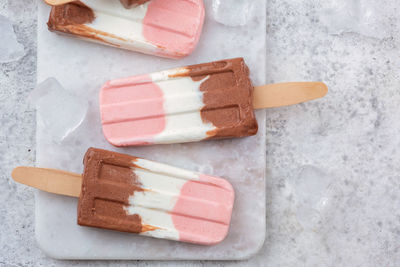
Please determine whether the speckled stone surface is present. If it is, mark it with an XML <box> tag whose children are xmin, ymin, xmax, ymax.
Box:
<box><xmin>1</xmin><ymin>0</ymin><xmax>400</xmax><ymax>266</ymax></box>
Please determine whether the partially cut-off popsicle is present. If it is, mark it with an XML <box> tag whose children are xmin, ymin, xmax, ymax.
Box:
<box><xmin>100</xmin><ymin>57</ymin><xmax>328</xmax><ymax>146</ymax></box>
<box><xmin>46</xmin><ymin>0</ymin><xmax>205</xmax><ymax>58</ymax></box>
<box><xmin>12</xmin><ymin>148</ymin><xmax>234</xmax><ymax>245</ymax></box>
<box><xmin>119</xmin><ymin>0</ymin><xmax>151</xmax><ymax>8</ymax></box>
<box><xmin>45</xmin><ymin>0</ymin><xmax>150</xmax><ymax>7</ymax></box>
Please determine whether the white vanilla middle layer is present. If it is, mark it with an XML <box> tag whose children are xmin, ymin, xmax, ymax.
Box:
<box><xmin>124</xmin><ymin>159</ymin><xmax>200</xmax><ymax>240</ymax></box>
<box><xmin>149</xmin><ymin>69</ymin><xmax>216</xmax><ymax>144</ymax></box>
<box><xmin>78</xmin><ymin>0</ymin><xmax>158</xmax><ymax>54</ymax></box>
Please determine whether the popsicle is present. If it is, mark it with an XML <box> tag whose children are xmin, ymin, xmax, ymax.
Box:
<box><xmin>12</xmin><ymin>148</ymin><xmax>234</xmax><ymax>245</ymax></box>
<box><xmin>46</xmin><ymin>0</ymin><xmax>205</xmax><ymax>58</ymax></box>
<box><xmin>100</xmin><ymin>57</ymin><xmax>328</xmax><ymax>146</ymax></box>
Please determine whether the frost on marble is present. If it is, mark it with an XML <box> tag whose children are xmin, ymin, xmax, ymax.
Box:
<box><xmin>319</xmin><ymin>0</ymin><xmax>399</xmax><ymax>40</ymax></box>
<box><xmin>212</xmin><ymin>0</ymin><xmax>254</xmax><ymax>27</ymax></box>
<box><xmin>30</xmin><ymin>78</ymin><xmax>88</xmax><ymax>142</ymax></box>
<box><xmin>0</xmin><ymin>15</ymin><xmax>25</xmax><ymax>63</ymax></box>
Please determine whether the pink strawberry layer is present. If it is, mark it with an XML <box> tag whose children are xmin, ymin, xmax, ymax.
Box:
<box><xmin>100</xmin><ymin>74</ymin><xmax>166</xmax><ymax>146</ymax></box>
<box><xmin>172</xmin><ymin>174</ymin><xmax>235</xmax><ymax>245</ymax></box>
<box><xmin>143</xmin><ymin>0</ymin><xmax>205</xmax><ymax>57</ymax></box>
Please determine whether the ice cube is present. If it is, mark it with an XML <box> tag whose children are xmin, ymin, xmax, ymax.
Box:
<box><xmin>30</xmin><ymin>78</ymin><xmax>88</xmax><ymax>142</ymax></box>
<box><xmin>292</xmin><ymin>165</ymin><xmax>336</xmax><ymax>230</ymax></box>
<box><xmin>0</xmin><ymin>15</ymin><xmax>25</xmax><ymax>63</ymax></box>
<box><xmin>319</xmin><ymin>1</ymin><xmax>359</xmax><ymax>35</ymax></box>
<box><xmin>357</xmin><ymin>0</ymin><xmax>398</xmax><ymax>39</ymax></box>
<box><xmin>319</xmin><ymin>0</ymin><xmax>399</xmax><ymax>40</ymax></box>
<box><xmin>212</xmin><ymin>0</ymin><xmax>254</xmax><ymax>27</ymax></box>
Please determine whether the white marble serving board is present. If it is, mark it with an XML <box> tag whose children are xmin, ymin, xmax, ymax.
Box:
<box><xmin>35</xmin><ymin>0</ymin><xmax>266</xmax><ymax>260</ymax></box>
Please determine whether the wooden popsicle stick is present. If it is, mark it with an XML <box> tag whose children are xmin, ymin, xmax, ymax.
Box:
<box><xmin>44</xmin><ymin>0</ymin><xmax>75</xmax><ymax>6</ymax></box>
<box><xmin>253</xmin><ymin>82</ymin><xmax>328</xmax><ymax>109</ymax></box>
<box><xmin>12</xmin><ymin>167</ymin><xmax>81</xmax><ymax>198</ymax></box>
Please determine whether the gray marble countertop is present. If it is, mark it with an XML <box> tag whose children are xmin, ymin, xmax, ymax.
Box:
<box><xmin>1</xmin><ymin>0</ymin><xmax>399</xmax><ymax>266</ymax></box>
